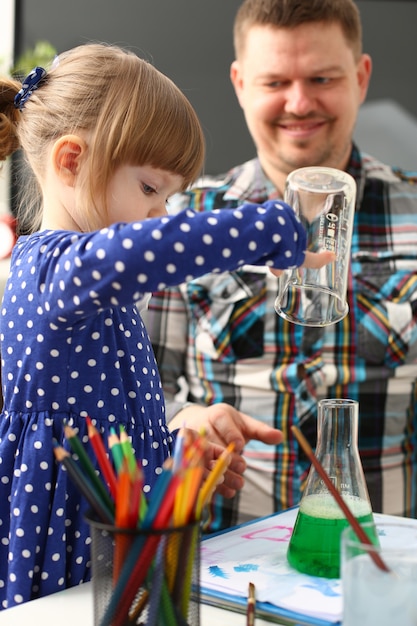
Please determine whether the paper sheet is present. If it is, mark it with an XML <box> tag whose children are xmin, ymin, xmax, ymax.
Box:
<box><xmin>201</xmin><ymin>508</ymin><xmax>408</xmax><ymax>624</ymax></box>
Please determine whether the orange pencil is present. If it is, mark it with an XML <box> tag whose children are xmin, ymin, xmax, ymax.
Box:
<box><xmin>86</xmin><ymin>416</ymin><xmax>118</xmax><ymax>499</ymax></box>
<box><xmin>113</xmin><ymin>461</ymin><xmax>133</xmax><ymax>582</ymax></box>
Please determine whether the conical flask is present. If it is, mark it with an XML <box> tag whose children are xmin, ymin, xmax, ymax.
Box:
<box><xmin>287</xmin><ymin>398</ymin><xmax>374</xmax><ymax>578</ymax></box>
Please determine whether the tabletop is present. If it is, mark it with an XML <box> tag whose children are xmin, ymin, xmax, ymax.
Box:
<box><xmin>0</xmin><ymin>581</ymin><xmax>280</xmax><ymax>626</ymax></box>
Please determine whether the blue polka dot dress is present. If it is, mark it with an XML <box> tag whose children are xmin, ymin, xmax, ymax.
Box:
<box><xmin>0</xmin><ymin>200</ymin><xmax>305</xmax><ymax>608</ymax></box>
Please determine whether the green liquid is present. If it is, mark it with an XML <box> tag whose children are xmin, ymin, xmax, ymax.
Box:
<box><xmin>287</xmin><ymin>494</ymin><xmax>375</xmax><ymax>578</ymax></box>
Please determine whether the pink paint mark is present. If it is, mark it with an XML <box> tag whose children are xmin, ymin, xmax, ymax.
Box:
<box><xmin>241</xmin><ymin>524</ymin><xmax>293</xmax><ymax>543</ymax></box>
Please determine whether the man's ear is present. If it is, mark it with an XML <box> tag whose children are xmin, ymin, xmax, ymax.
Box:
<box><xmin>357</xmin><ymin>53</ymin><xmax>372</xmax><ymax>105</ymax></box>
<box><xmin>230</xmin><ymin>60</ymin><xmax>245</xmax><ymax>109</ymax></box>
<box><xmin>51</xmin><ymin>135</ymin><xmax>88</xmax><ymax>186</ymax></box>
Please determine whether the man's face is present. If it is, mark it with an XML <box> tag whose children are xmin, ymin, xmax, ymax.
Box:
<box><xmin>231</xmin><ymin>21</ymin><xmax>372</xmax><ymax>189</ymax></box>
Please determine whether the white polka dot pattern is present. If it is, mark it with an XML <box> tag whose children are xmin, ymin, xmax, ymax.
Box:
<box><xmin>0</xmin><ymin>200</ymin><xmax>305</xmax><ymax>608</ymax></box>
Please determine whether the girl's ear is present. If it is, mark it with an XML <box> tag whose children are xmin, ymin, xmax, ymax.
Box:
<box><xmin>51</xmin><ymin>134</ymin><xmax>88</xmax><ymax>186</ymax></box>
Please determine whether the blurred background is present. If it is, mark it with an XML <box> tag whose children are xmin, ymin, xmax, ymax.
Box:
<box><xmin>4</xmin><ymin>0</ymin><xmax>417</xmax><ymax>178</ymax></box>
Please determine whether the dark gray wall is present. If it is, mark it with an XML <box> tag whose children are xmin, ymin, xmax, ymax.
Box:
<box><xmin>16</xmin><ymin>0</ymin><xmax>417</xmax><ymax>173</ymax></box>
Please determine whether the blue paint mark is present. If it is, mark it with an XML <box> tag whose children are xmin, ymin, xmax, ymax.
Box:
<box><xmin>234</xmin><ymin>563</ymin><xmax>259</xmax><ymax>573</ymax></box>
<box><xmin>208</xmin><ymin>565</ymin><xmax>228</xmax><ymax>579</ymax></box>
<box><xmin>303</xmin><ymin>580</ymin><xmax>340</xmax><ymax>597</ymax></box>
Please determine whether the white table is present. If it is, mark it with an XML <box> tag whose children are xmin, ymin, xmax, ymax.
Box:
<box><xmin>0</xmin><ymin>581</ymin><xmax>278</xmax><ymax>626</ymax></box>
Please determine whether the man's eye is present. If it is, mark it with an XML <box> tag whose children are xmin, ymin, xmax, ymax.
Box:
<box><xmin>142</xmin><ymin>183</ymin><xmax>156</xmax><ymax>194</ymax></box>
<box><xmin>312</xmin><ymin>77</ymin><xmax>331</xmax><ymax>85</ymax></box>
<box><xmin>266</xmin><ymin>81</ymin><xmax>283</xmax><ymax>88</ymax></box>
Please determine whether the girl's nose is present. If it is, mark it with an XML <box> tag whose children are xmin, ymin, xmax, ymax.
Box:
<box><xmin>150</xmin><ymin>204</ymin><xmax>168</xmax><ymax>219</ymax></box>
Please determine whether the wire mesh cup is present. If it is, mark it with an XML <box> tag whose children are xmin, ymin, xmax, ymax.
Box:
<box><xmin>86</xmin><ymin>512</ymin><xmax>201</xmax><ymax>626</ymax></box>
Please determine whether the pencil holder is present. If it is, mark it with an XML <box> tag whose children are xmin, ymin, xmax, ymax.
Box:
<box><xmin>86</xmin><ymin>512</ymin><xmax>201</xmax><ymax>626</ymax></box>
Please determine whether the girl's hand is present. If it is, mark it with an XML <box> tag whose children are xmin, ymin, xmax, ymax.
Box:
<box><xmin>269</xmin><ymin>250</ymin><xmax>336</xmax><ymax>277</ymax></box>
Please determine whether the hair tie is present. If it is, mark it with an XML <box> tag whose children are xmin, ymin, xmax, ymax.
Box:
<box><xmin>14</xmin><ymin>66</ymin><xmax>47</xmax><ymax>111</ymax></box>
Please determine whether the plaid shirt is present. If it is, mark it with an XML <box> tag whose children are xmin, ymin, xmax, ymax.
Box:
<box><xmin>145</xmin><ymin>146</ymin><xmax>417</xmax><ymax>531</ymax></box>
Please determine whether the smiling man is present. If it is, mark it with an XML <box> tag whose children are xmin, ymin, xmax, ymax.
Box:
<box><xmin>231</xmin><ymin>12</ymin><xmax>370</xmax><ymax>187</ymax></box>
<box><xmin>144</xmin><ymin>0</ymin><xmax>417</xmax><ymax>531</ymax></box>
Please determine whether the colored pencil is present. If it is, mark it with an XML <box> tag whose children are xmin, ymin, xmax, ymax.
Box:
<box><xmin>112</xmin><ymin>474</ymin><xmax>181</xmax><ymax>626</ymax></box>
<box><xmin>146</xmin><ymin>536</ymin><xmax>167</xmax><ymax>626</ymax></box>
<box><xmin>86</xmin><ymin>416</ymin><xmax>118</xmax><ymax>499</ymax></box>
<box><xmin>64</xmin><ymin>423</ymin><xmax>114</xmax><ymax>514</ymax></box>
<box><xmin>196</xmin><ymin>442</ymin><xmax>235</xmax><ymax>516</ymax></box>
<box><xmin>53</xmin><ymin>442</ymin><xmax>113</xmax><ymax>524</ymax></box>
<box><xmin>128</xmin><ymin>463</ymin><xmax>143</xmax><ymax>526</ymax></box>
<box><xmin>108</xmin><ymin>427</ymin><xmax>124</xmax><ymax>474</ymax></box>
<box><xmin>118</xmin><ymin>425</ymin><xmax>137</xmax><ymax>474</ymax></box>
<box><xmin>64</xmin><ymin>426</ymin><xmax>215</xmax><ymax>626</ymax></box>
<box><xmin>99</xmin><ymin>475</ymin><xmax>180</xmax><ymax>626</ymax></box>
<box><xmin>172</xmin><ymin>427</ymin><xmax>185</xmax><ymax>473</ymax></box>
<box><xmin>113</xmin><ymin>462</ymin><xmax>134</xmax><ymax>581</ymax></box>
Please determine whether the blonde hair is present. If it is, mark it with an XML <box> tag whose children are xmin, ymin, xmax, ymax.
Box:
<box><xmin>0</xmin><ymin>43</ymin><xmax>205</xmax><ymax>233</ymax></box>
<box><xmin>234</xmin><ymin>0</ymin><xmax>363</xmax><ymax>61</ymax></box>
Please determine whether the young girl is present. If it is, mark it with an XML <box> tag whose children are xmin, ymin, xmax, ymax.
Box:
<box><xmin>0</xmin><ymin>43</ymin><xmax>325</xmax><ymax>609</ymax></box>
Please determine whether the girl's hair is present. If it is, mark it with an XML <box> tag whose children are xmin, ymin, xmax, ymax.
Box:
<box><xmin>0</xmin><ymin>43</ymin><xmax>205</xmax><ymax>233</ymax></box>
<box><xmin>234</xmin><ymin>0</ymin><xmax>363</xmax><ymax>62</ymax></box>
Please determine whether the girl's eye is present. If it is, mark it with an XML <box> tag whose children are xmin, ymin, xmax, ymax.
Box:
<box><xmin>142</xmin><ymin>183</ymin><xmax>156</xmax><ymax>195</ymax></box>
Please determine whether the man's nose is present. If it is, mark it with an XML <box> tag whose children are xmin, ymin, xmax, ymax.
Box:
<box><xmin>283</xmin><ymin>82</ymin><xmax>315</xmax><ymax>116</ymax></box>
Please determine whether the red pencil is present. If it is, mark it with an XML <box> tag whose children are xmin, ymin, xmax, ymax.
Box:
<box><xmin>86</xmin><ymin>416</ymin><xmax>118</xmax><ymax>500</ymax></box>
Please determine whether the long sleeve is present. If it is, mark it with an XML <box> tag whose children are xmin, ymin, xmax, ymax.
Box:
<box><xmin>13</xmin><ymin>200</ymin><xmax>305</xmax><ymax>325</ymax></box>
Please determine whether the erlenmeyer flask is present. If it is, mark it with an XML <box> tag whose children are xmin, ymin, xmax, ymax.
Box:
<box><xmin>287</xmin><ymin>398</ymin><xmax>374</xmax><ymax>578</ymax></box>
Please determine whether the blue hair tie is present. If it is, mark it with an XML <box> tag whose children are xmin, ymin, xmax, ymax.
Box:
<box><xmin>14</xmin><ymin>66</ymin><xmax>47</xmax><ymax>111</ymax></box>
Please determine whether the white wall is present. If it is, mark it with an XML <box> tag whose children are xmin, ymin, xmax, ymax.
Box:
<box><xmin>0</xmin><ymin>0</ymin><xmax>15</xmax><ymax>216</ymax></box>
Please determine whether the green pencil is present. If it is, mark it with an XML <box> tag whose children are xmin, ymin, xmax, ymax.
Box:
<box><xmin>108</xmin><ymin>427</ymin><xmax>124</xmax><ymax>474</ymax></box>
<box><xmin>119</xmin><ymin>425</ymin><xmax>137</xmax><ymax>474</ymax></box>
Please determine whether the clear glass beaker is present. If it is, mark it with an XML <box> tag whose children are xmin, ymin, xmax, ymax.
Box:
<box><xmin>287</xmin><ymin>399</ymin><xmax>374</xmax><ymax>578</ymax></box>
<box><xmin>275</xmin><ymin>167</ymin><xmax>356</xmax><ymax>326</ymax></box>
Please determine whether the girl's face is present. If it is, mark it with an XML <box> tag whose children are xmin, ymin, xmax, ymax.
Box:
<box><xmin>105</xmin><ymin>164</ymin><xmax>185</xmax><ymax>225</ymax></box>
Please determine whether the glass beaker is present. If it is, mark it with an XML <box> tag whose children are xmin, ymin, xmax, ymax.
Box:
<box><xmin>275</xmin><ymin>167</ymin><xmax>356</xmax><ymax>326</ymax></box>
<box><xmin>287</xmin><ymin>399</ymin><xmax>374</xmax><ymax>578</ymax></box>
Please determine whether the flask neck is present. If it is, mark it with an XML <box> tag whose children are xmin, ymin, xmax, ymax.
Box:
<box><xmin>317</xmin><ymin>402</ymin><xmax>359</xmax><ymax>455</ymax></box>
<box><xmin>303</xmin><ymin>399</ymin><xmax>371</xmax><ymax>506</ymax></box>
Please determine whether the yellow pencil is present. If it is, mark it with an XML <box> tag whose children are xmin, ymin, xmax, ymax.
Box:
<box><xmin>196</xmin><ymin>442</ymin><xmax>235</xmax><ymax>517</ymax></box>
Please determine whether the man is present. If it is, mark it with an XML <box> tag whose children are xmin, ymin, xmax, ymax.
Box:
<box><xmin>144</xmin><ymin>0</ymin><xmax>417</xmax><ymax>530</ymax></box>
